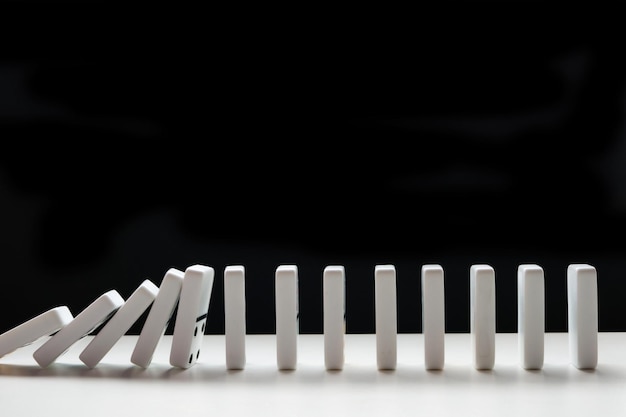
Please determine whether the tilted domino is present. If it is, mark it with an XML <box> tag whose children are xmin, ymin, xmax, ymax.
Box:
<box><xmin>0</xmin><ymin>306</ymin><xmax>73</xmax><ymax>359</ymax></box>
<box><xmin>170</xmin><ymin>264</ymin><xmax>215</xmax><ymax>369</ymax></box>
<box><xmin>33</xmin><ymin>290</ymin><xmax>124</xmax><ymax>368</ymax></box>
<box><xmin>131</xmin><ymin>268</ymin><xmax>184</xmax><ymax>368</ymax></box>
<box><xmin>79</xmin><ymin>279</ymin><xmax>159</xmax><ymax>368</ymax></box>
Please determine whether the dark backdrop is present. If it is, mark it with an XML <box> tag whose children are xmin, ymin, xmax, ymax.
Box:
<box><xmin>1</xmin><ymin>9</ymin><xmax>625</xmax><ymax>336</ymax></box>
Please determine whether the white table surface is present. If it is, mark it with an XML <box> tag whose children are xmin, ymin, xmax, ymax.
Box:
<box><xmin>1</xmin><ymin>333</ymin><xmax>625</xmax><ymax>417</ymax></box>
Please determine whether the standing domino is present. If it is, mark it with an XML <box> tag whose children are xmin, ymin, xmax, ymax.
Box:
<box><xmin>375</xmin><ymin>264</ymin><xmax>397</xmax><ymax>370</ymax></box>
<box><xmin>518</xmin><ymin>264</ymin><xmax>545</xmax><ymax>370</ymax></box>
<box><xmin>33</xmin><ymin>290</ymin><xmax>124</xmax><ymax>368</ymax></box>
<box><xmin>131</xmin><ymin>268</ymin><xmax>184</xmax><ymax>368</ymax></box>
<box><xmin>421</xmin><ymin>264</ymin><xmax>445</xmax><ymax>370</ymax></box>
<box><xmin>323</xmin><ymin>265</ymin><xmax>345</xmax><ymax>371</ymax></box>
<box><xmin>275</xmin><ymin>264</ymin><xmax>298</xmax><ymax>370</ymax></box>
<box><xmin>79</xmin><ymin>280</ymin><xmax>159</xmax><ymax>368</ymax></box>
<box><xmin>224</xmin><ymin>265</ymin><xmax>246</xmax><ymax>370</ymax></box>
<box><xmin>470</xmin><ymin>264</ymin><xmax>496</xmax><ymax>370</ymax></box>
<box><xmin>567</xmin><ymin>263</ymin><xmax>598</xmax><ymax>369</ymax></box>
<box><xmin>0</xmin><ymin>306</ymin><xmax>73</xmax><ymax>358</ymax></box>
<box><xmin>170</xmin><ymin>264</ymin><xmax>215</xmax><ymax>369</ymax></box>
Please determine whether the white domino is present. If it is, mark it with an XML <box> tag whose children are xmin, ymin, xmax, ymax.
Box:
<box><xmin>567</xmin><ymin>263</ymin><xmax>598</xmax><ymax>369</ymax></box>
<box><xmin>224</xmin><ymin>265</ymin><xmax>246</xmax><ymax>370</ymax></box>
<box><xmin>131</xmin><ymin>268</ymin><xmax>184</xmax><ymax>368</ymax></box>
<box><xmin>275</xmin><ymin>264</ymin><xmax>298</xmax><ymax>370</ymax></box>
<box><xmin>33</xmin><ymin>290</ymin><xmax>124</xmax><ymax>368</ymax></box>
<box><xmin>421</xmin><ymin>264</ymin><xmax>445</xmax><ymax>370</ymax></box>
<box><xmin>470</xmin><ymin>264</ymin><xmax>496</xmax><ymax>370</ymax></box>
<box><xmin>323</xmin><ymin>265</ymin><xmax>345</xmax><ymax>370</ymax></box>
<box><xmin>375</xmin><ymin>264</ymin><xmax>397</xmax><ymax>370</ymax></box>
<box><xmin>517</xmin><ymin>264</ymin><xmax>545</xmax><ymax>370</ymax></box>
<box><xmin>79</xmin><ymin>280</ymin><xmax>159</xmax><ymax>368</ymax></box>
<box><xmin>170</xmin><ymin>264</ymin><xmax>215</xmax><ymax>369</ymax></box>
<box><xmin>0</xmin><ymin>306</ymin><xmax>73</xmax><ymax>359</ymax></box>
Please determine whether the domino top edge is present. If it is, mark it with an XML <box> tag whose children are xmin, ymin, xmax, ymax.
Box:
<box><xmin>374</xmin><ymin>264</ymin><xmax>395</xmax><ymax>273</ymax></box>
<box><xmin>184</xmin><ymin>264</ymin><xmax>215</xmax><ymax>278</ymax></box>
<box><xmin>164</xmin><ymin>267</ymin><xmax>185</xmax><ymax>278</ymax></box>
<box><xmin>518</xmin><ymin>264</ymin><xmax>543</xmax><ymax>273</ymax></box>
<box><xmin>225</xmin><ymin>265</ymin><xmax>245</xmax><ymax>274</ymax></box>
<box><xmin>421</xmin><ymin>264</ymin><xmax>443</xmax><ymax>272</ymax></box>
<box><xmin>100</xmin><ymin>289</ymin><xmax>125</xmax><ymax>306</ymax></box>
<box><xmin>470</xmin><ymin>264</ymin><xmax>494</xmax><ymax>273</ymax></box>
<box><xmin>568</xmin><ymin>264</ymin><xmax>596</xmax><ymax>273</ymax></box>
<box><xmin>276</xmin><ymin>265</ymin><xmax>298</xmax><ymax>274</ymax></box>
<box><xmin>323</xmin><ymin>265</ymin><xmax>345</xmax><ymax>274</ymax></box>
<box><xmin>135</xmin><ymin>279</ymin><xmax>160</xmax><ymax>298</ymax></box>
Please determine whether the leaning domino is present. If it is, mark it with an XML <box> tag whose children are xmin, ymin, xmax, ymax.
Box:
<box><xmin>33</xmin><ymin>290</ymin><xmax>124</xmax><ymax>368</ymax></box>
<box><xmin>0</xmin><ymin>306</ymin><xmax>73</xmax><ymax>358</ymax></box>
<box><xmin>79</xmin><ymin>280</ymin><xmax>159</xmax><ymax>368</ymax></box>
<box><xmin>169</xmin><ymin>264</ymin><xmax>215</xmax><ymax>369</ymax></box>
<box><xmin>131</xmin><ymin>268</ymin><xmax>184</xmax><ymax>368</ymax></box>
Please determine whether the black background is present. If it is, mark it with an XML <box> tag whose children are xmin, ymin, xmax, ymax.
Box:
<box><xmin>1</xmin><ymin>6</ymin><xmax>625</xmax><ymax>336</ymax></box>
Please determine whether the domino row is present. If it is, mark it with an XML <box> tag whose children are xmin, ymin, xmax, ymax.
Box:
<box><xmin>0</xmin><ymin>264</ymin><xmax>214</xmax><ymax>369</ymax></box>
<box><xmin>0</xmin><ymin>262</ymin><xmax>598</xmax><ymax>372</ymax></box>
